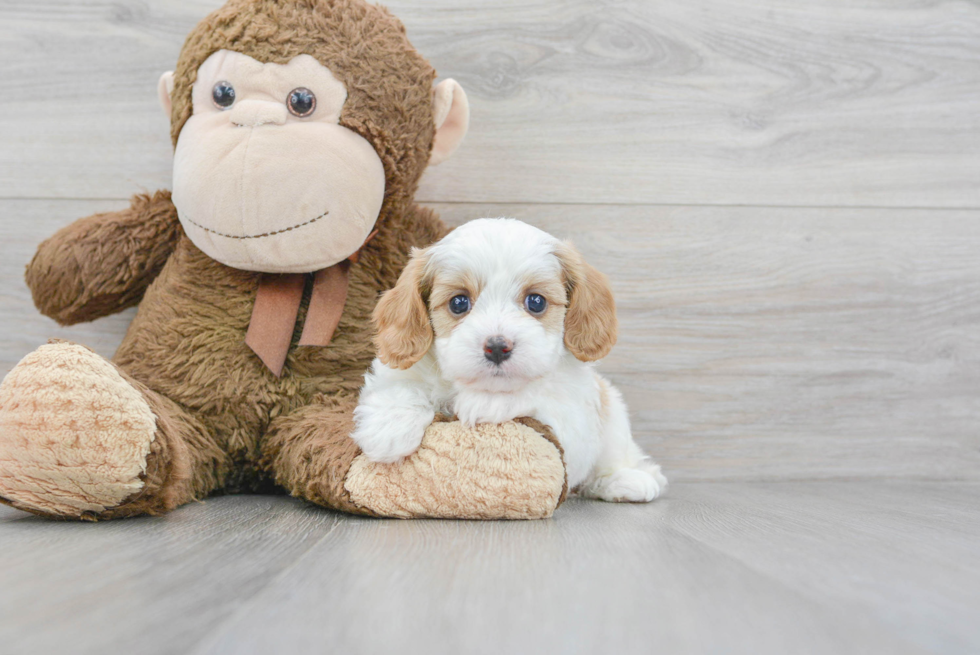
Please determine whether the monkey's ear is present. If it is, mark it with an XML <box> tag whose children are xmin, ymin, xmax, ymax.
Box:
<box><xmin>157</xmin><ymin>71</ymin><xmax>175</xmax><ymax>118</ymax></box>
<box><xmin>373</xmin><ymin>249</ymin><xmax>434</xmax><ymax>369</ymax></box>
<box><xmin>430</xmin><ymin>79</ymin><xmax>469</xmax><ymax>166</ymax></box>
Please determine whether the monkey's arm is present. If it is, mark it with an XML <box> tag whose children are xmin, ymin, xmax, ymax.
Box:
<box><xmin>25</xmin><ymin>190</ymin><xmax>182</xmax><ymax>326</ymax></box>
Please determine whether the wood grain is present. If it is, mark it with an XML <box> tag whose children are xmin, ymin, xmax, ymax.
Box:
<box><xmin>196</xmin><ymin>502</ymin><xmax>920</xmax><ymax>655</ymax></box>
<box><xmin>3</xmin><ymin>483</ymin><xmax>975</xmax><ymax>654</ymax></box>
<box><xmin>3</xmin><ymin>199</ymin><xmax>978</xmax><ymax>482</ymax></box>
<box><xmin>26</xmin><ymin>483</ymin><xmax>957</xmax><ymax>655</ymax></box>
<box><xmin>1</xmin><ymin>0</ymin><xmax>978</xmax><ymax>207</ymax></box>
<box><xmin>0</xmin><ymin>481</ymin><xmax>980</xmax><ymax>655</ymax></box>
<box><xmin>0</xmin><ymin>495</ymin><xmax>342</xmax><ymax>655</ymax></box>
<box><xmin>671</xmin><ymin>482</ymin><xmax>980</xmax><ymax>655</ymax></box>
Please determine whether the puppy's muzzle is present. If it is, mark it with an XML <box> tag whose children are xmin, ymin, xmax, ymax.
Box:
<box><xmin>484</xmin><ymin>336</ymin><xmax>513</xmax><ymax>365</ymax></box>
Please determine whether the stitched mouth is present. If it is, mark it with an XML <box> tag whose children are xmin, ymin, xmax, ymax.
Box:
<box><xmin>180</xmin><ymin>209</ymin><xmax>329</xmax><ymax>240</ymax></box>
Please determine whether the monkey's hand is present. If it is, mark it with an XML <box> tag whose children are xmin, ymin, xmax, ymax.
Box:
<box><xmin>25</xmin><ymin>190</ymin><xmax>181</xmax><ymax>325</ymax></box>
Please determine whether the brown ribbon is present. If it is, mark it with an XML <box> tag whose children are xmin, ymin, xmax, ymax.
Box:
<box><xmin>245</xmin><ymin>230</ymin><xmax>377</xmax><ymax>377</ymax></box>
<box><xmin>244</xmin><ymin>273</ymin><xmax>308</xmax><ymax>376</ymax></box>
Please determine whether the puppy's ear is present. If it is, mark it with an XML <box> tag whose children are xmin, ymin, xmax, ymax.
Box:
<box><xmin>556</xmin><ymin>241</ymin><xmax>618</xmax><ymax>362</ymax></box>
<box><xmin>373</xmin><ymin>249</ymin><xmax>433</xmax><ymax>369</ymax></box>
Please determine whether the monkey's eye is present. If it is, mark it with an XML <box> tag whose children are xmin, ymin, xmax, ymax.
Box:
<box><xmin>449</xmin><ymin>295</ymin><xmax>471</xmax><ymax>316</ymax></box>
<box><xmin>287</xmin><ymin>87</ymin><xmax>316</xmax><ymax>117</ymax></box>
<box><xmin>212</xmin><ymin>81</ymin><xmax>236</xmax><ymax>109</ymax></box>
<box><xmin>524</xmin><ymin>294</ymin><xmax>547</xmax><ymax>315</ymax></box>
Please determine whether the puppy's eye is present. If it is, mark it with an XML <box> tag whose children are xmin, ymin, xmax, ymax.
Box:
<box><xmin>287</xmin><ymin>87</ymin><xmax>316</xmax><ymax>117</ymax></box>
<box><xmin>212</xmin><ymin>81</ymin><xmax>236</xmax><ymax>109</ymax></box>
<box><xmin>524</xmin><ymin>294</ymin><xmax>547</xmax><ymax>315</ymax></box>
<box><xmin>449</xmin><ymin>295</ymin><xmax>471</xmax><ymax>315</ymax></box>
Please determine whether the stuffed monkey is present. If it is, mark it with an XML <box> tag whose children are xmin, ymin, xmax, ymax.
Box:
<box><xmin>0</xmin><ymin>0</ymin><xmax>567</xmax><ymax>520</ymax></box>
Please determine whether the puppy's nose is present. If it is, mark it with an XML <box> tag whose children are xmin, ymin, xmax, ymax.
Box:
<box><xmin>484</xmin><ymin>336</ymin><xmax>513</xmax><ymax>365</ymax></box>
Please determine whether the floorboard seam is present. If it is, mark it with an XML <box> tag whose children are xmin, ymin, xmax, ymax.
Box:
<box><xmin>662</xmin><ymin>499</ymin><xmax>933</xmax><ymax>654</ymax></box>
<box><xmin>184</xmin><ymin>512</ymin><xmax>348</xmax><ymax>655</ymax></box>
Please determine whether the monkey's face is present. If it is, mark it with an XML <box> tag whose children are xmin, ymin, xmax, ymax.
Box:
<box><xmin>168</xmin><ymin>50</ymin><xmax>386</xmax><ymax>273</ymax></box>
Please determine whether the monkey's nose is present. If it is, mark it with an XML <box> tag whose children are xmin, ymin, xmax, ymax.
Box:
<box><xmin>229</xmin><ymin>100</ymin><xmax>289</xmax><ymax>127</ymax></box>
<box><xmin>484</xmin><ymin>336</ymin><xmax>513</xmax><ymax>365</ymax></box>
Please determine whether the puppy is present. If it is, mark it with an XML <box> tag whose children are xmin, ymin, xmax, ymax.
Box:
<box><xmin>351</xmin><ymin>218</ymin><xmax>667</xmax><ymax>502</ymax></box>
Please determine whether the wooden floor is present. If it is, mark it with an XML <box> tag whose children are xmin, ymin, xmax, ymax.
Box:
<box><xmin>2</xmin><ymin>0</ymin><xmax>979</xmax><ymax>653</ymax></box>
<box><xmin>2</xmin><ymin>483</ymin><xmax>978</xmax><ymax>655</ymax></box>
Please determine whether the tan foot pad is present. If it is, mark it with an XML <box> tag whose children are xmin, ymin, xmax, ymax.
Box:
<box><xmin>0</xmin><ymin>342</ymin><xmax>157</xmax><ymax>517</ymax></box>
<box><xmin>345</xmin><ymin>419</ymin><xmax>567</xmax><ymax>520</ymax></box>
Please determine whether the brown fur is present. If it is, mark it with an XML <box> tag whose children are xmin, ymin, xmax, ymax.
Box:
<box><xmin>427</xmin><ymin>269</ymin><xmax>483</xmax><ymax>310</ymax></box>
<box><xmin>556</xmin><ymin>242</ymin><xmax>619</xmax><ymax>362</ymax></box>
<box><xmin>428</xmin><ymin>295</ymin><xmax>466</xmax><ymax>339</ymax></box>
<box><xmin>26</xmin><ymin>190</ymin><xmax>182</xmax><ymax>326</ymax></box>
<box><xmin>97</xmin><ymin>373</ymin><xmax>226</xmax><ymax>519</ymax></box>
<box><xmin>260</xmin><ymin>395</ymin><xmax>378</xmax><ymax>516</ymax></box>
<box><xmin>373</xmin><ymin>250</ymin><xmax>434</xmax><ymax>370</ymax></box>
<box><xmin>3</xmin><ymin>0</ymin><xmax>565</xmax><ymax>520</ymax></box>
<box><xmin>424</xmin><ymin>266</ymin><xmax>481</xmax><ymax>336</ymax></box>
<box><xmin>518</xmin><ymin>272</ymin><xmax>568</xmax><ymax>336</ymax></box>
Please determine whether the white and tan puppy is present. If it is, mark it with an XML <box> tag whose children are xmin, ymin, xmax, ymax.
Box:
<box><xmin>351</xmin><ymin>219</ymin><xmax>667</xmax><ymax>502</ymax></box>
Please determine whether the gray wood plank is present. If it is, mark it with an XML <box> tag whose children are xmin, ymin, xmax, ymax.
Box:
<box><xmin>2</xmin><ymin>482</ymin><xmax>976</xmax><ymax>655</ymax></box>
<box><xmin>0</xmin><ymin>495</ymin><xmax>342</xmax><ymax>655</ymax></box>
<box><xmin>1</xmin><ymin>0</ymin><xmax>978</xmax><ymax>207</ymax></box>
<box><xmin>186</xmin><ymin>483</ymin><xmax>980</xmax><ymax>655</ymax></box>
<box><xmin>669</xmin><ymin>482</ymin><xmax>980</xmax><ymax>655</ymax></box>
<box><xmin>3</xmin><ymin>199</ymin><xmax>979</xmax><ymax>482</ymax></box>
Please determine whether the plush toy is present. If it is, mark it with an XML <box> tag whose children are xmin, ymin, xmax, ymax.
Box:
<box><xmin>0</xmin><ymin>0</ymin><xmax>568</xmax><ymax>520</ymax></box>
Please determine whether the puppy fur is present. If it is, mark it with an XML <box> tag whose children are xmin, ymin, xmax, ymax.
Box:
<box><xmin>352</xmin><ymin>218</ymin><xmax>667</xmax><ymax>502</ymax></box>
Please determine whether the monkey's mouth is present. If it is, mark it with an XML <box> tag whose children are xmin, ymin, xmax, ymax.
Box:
<box><xmin>179</xmin><ymin>209</ymin><xmax>330</xmax><ymax>240</ymax></box>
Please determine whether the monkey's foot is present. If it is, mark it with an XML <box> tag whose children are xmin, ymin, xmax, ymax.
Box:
<box><xmin>0</xmin><ymin>342</ymin><xmax>157</xmax><ymax>518</ymax></box>
<box><xmin>344</xmin><ymin>417</ymin><xmax>567</xmax><ymax>519</ymax></box>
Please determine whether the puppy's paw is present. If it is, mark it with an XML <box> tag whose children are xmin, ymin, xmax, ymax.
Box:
<box><xmin>453</xmin><ymin>392</ymin><xmax>531</xmax><ymax>427</ymax></box>
<box><xmin>351</xmin><ymin>404</ymin><xmax>435</xmax><ymax>464</ymax></box>
<box><xmin>454</xmin><ymin>404</ymin><xmax>504</xmax><ymax>428</ymax></box>
<box><xmin>639</xmin><ymin>460</ymin><xmax>669</xmax><ymax>496</ymax></box>
<box><xmin>585</xmin><ymin>465</ymin><xmax>668</xmax><ymax>503</ymax></box>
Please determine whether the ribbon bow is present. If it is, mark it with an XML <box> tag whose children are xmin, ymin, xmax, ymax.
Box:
<box><xmin>245</xmin><ymin>230</ymin><xmax>377</xmax><ymax>376</ymax></box>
